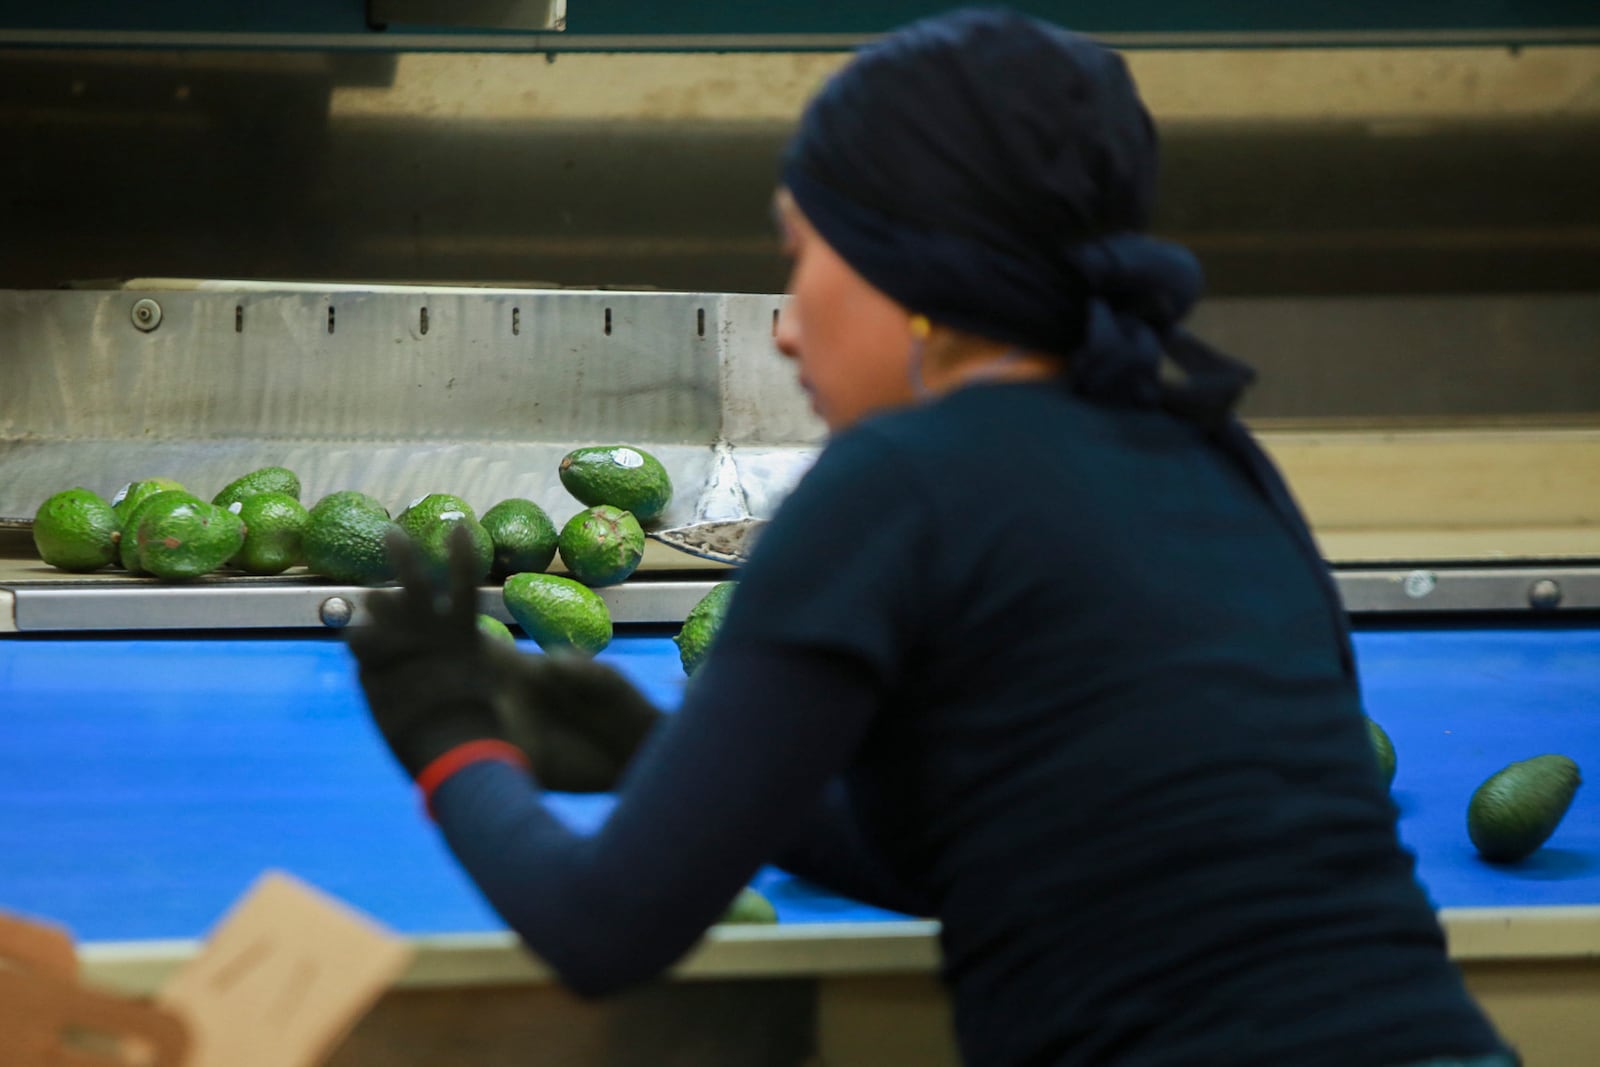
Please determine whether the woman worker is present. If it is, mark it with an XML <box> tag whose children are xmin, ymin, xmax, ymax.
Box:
<box><xmin>348</xmin><ymin>9</ymin><xmax>1513</xmax><ymax>1066</ymax></box>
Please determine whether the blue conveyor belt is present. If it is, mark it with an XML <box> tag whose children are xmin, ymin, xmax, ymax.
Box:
<box><xmin>0</xmin><ymin>626</ymin><xmax>1595</xmax><ymax>943</ymax></box>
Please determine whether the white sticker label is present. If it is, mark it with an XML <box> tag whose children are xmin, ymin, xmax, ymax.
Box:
<box><xmin>1403</xmin><ymin>570</ymin><xmax>1437</xmax><ymax>599</ymax></box>
<box><xmin>440</xmin><ymin>510</ymin><xmax>466</xmax><ymax>522</ymax></box>
<box><xmin>611</xmin><ymin>448</ymin><xmax>644</xmax><ymax>469</ymax></box>
<box><xmin>228</xmin><ymin>501</ymin><xmax>244</xmax><ymax>515</ymax></box>
<box><xmin>110</xmin><ymin>481</ymin><xmax>133</xmax><ymax>507</ymax></box>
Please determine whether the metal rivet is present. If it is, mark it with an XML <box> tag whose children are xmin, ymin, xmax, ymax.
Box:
<box><xmin>319</xmin><ymin>596</ymin><xmax>354</xmax><ymax>629</ymax></box>
<box><xmin>1402</xmin><ymin>570</ymin><xmax>1436</xmax><ymax>599</ymax></box>
<box><xmin>1529</xmin><ymin>579</ymin><xmax>1562</xmax><ymax>611</ymax></box>
<box><xmin>131</xmin><ymin>298</ymin><xmax>162</xmax><ymax>332</ymax></box>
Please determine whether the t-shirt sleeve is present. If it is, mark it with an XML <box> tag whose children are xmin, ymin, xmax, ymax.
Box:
<box><xmin>428</xmin><ymin>644</ymin><xmax>891</xmax><ymax>997</ymax></box>
<box><xmin>717</xmin><ymin>425</ymin><xmax>936</xmax><ymax>686</ymax></box>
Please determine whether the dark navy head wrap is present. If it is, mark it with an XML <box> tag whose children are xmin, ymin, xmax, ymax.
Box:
<box><xmin>783</xmin><ymin>9</ymin><xmax>1356</xmax><ymax>677</ymax></box>
<box><xmin>781</xmin><ymin>7</ymin><xmax>1255</xmax><ymax>424</ymax></box>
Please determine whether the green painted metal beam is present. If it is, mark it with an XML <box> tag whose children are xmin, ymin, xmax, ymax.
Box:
<box><xmin>1</xmin><ymin>1</ymin><xmax>1597</xmax><ymax>49</ymax></box>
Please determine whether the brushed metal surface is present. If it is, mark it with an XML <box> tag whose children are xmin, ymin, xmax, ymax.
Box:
<box><xmin>6</xmin><ymin>284</ymin><xmax>1599</xmax><ymax>531</ymax></box>
<box><xmin>1334</xmin><ymin>566</ymin><xmax>1600</xmax><ymax>614</ymax></box>
<box><xmin>0</xmin><ymin>286</ymin><xmax>816</xmax><ymax>527</ymax></box>
<box><xmin>5</xmin><ymin>576</ymin><xmax>728</xmax><ymax>632</ymax></box>
<box><xmin>0</xmin><ymin>288</ymin><xmax>727</xmax><ymax>442</ymax></box>
<box><xmin>6</xmin><ymin>564</ymin><xmax>1596</xmax><ymax>633</ymax></box>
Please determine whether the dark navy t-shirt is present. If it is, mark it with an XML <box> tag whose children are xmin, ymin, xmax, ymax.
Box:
<box><xmin>430</xmin><ymin>379</ymin><xmax>1507</xmax><ymax>1067</ymax></box>
<box><xmin>716</xmin><ymin>380</ymin><xmax>1505</xmax><ymax>1066</ymax></box>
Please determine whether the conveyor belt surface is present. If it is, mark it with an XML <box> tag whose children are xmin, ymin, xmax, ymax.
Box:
<box><xmin>0</xmin><ymin>627</ymin><xmax>1595</xmax><ymax>944</ymax></box>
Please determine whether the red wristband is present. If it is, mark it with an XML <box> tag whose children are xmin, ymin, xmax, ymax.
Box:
<box><xmin>416</xmin><ymin>739</ymin><xmax>531</xmax><ymax>820</ymax></box>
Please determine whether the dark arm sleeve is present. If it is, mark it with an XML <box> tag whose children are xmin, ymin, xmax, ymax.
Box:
<box><xmin>432</xmin><ymin>646</ymin><xmax>886</xmax><ymax>995</ymax></box>
<box><xmin>429</xmin><ymin>427</ymin><xmax>937</xmax><ymax>995</ymax></box>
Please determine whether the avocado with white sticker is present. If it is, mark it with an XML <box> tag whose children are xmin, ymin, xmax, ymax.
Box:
<box><xmin>559</xmin><ymin>445</ymin><xmax>673</xmax><ymax>524</ymax></box>
<box><xmin>397</xmin><ymin>493</ymin><xmax>493</xmax><ymax>583</ymax></box>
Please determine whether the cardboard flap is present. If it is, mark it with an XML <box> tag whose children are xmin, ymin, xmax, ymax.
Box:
<box><xmin>155</xmin><ymin>871</ymin><xmax>414</xmax><ymax>1067</ymax></box>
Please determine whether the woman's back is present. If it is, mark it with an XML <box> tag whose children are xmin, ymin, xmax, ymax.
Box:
<box><xmin>740</xmin><ymin>380</ymin><xmax>1503</xmax><ymax>1066</ymax></box>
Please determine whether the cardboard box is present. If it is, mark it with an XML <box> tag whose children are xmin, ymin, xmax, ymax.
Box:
<box><xmin>0</xmin><ymin>871</ymin><xmax>414</xmax><ymax>1067</ymax></box>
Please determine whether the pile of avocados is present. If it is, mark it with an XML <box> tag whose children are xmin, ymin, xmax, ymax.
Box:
<box><xmin>33</xmin><ymin>446</ymin><xmax>773</xmax><ymax>925</ymax></box>
<box><xmin>1365</xmin><ymin>718</ymin><xmax>1582</xmax><ymax>867</ymax></box>
<box><xmin>31</xmin><ymin>444</ymin><xmax>736</xmax><ymax>671</ymax></box>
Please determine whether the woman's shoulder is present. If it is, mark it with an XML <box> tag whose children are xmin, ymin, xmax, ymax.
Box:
<box><xmin>789</xmin><ymin>417</ymin><xmax>926</xmax><ymax>506</ymax></box>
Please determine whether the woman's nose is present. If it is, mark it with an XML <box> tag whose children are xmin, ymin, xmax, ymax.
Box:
<box><xmin>773</xmin><ymin>302</ymin><xmax>800</xmax><ymax>361</ymax></box>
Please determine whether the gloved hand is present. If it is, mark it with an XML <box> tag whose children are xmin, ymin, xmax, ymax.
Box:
<box><xmin>347</xmin><ymin>525</ymin><xmax>505</xmax><ymax>781</ymax></box>
<box><xmin>348</xmin><ymin>525</ymin><xmax>663</xmax><ymax>792</ymax></box>
<box><xmin>492</xmin><ymin>647</ymin><xmax>664</xmax><ymax>793</ymax></box>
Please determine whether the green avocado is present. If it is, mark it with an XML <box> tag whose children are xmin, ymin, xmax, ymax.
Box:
<box><xmin>720</xmin><ymin>887</ymin><xmax>778</xmax><ymax>925</ymax></box>
<box><xmin>231</xmin><ymin>492</ymin><xmax>310</xmax><ymax>575</ymax></box>
<box><xmin>674</xmin><ymin>581</ymin><xmax>737</xmax><ymax>676</ymax></box>
<box><xmin>1467</xmin><ymin>754</ymin><xmax>1582</xmax><ymax>864</ymax></box>
<box><xmin>111</xmin><ymin>478</ymin><xmax>187</xmax><ymax>531</ymax></box>
<box><xmin>310</xmin><ymin>490</ymin><xmax>391</xmax><ymax>520</ymax></box>
<box><xmin>397</xmin><ymin>493</ymin><xmax>493</xmax><ymax>583</ymax></box>
<box><xmin>32</xmin><ymin>488</ymin><xmax>120</xmax><ymax>572</ymax></box>
<box><xmin>117</xmin><ymin>489</ymin><xmax>202</xmax><ymax>573</ymax></box>
<box><xmin>477</xmin><ymin>614</ymin><xmax>517</xmax><ymax>645</ymax></box>
<box><xmin>502</xmin><ymin>573</ymin><xmax>612</xmax><ymax>656</ymax></box>
<box><xmin>557</xmin><ymin>505</ymin><xmax>645</xmax><ymax>587</ymax></box>
<box><xmin>135</xmin><ymin>497</ymin><xmax>247</xmax><ymax>580</ymax></box>
<box><xmin>304</xmin><ymin>498</ymin><xmax>402</xmax><ymax>585</ymax></box>
<box><xmin>213</xmin><ymin>466</ymin><xmax>301</xmax><ymax>509</ymax></box>
<box><xmin>558</xmin><ymin>445</ymin><xmax>673</xmax><ymax>525</ymax></box>
<box><xmin>481</xmin><ymin>498</ymin><xmax>559</xmax><ymax>578</ymax></box>
<box><xmin>1366</xmin><ymin>717</ymin><xmax>1397</xmax><ymax>789</ymax></box>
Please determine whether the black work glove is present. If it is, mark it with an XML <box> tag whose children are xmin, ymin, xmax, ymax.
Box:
<box><xmin>348</xmin><ymin>526</ymin><xmax>663</xmax><ymax>791</ymax></box>
<box><xmin>347</xmin><ymin>526</ymin><xmax>505</xmax><ymax>781</ymax></box>
<box><xmin>493</xmin><ymin>648</ymin><xmax>665</xmax><ymax>793</ymax></box>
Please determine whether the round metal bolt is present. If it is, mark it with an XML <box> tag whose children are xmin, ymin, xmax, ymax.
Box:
<box><xmin>1402</xmin><ymin>570</ymin><xmax>1436</xmax><ymax>599</ymax></box>
<box><xmin>1528</xmin><ymin>579</ymin><xmax>1562</xmax><ymax>611</ymax></box>
<box><xmin>131</xmin><ymin>298</ymin><xmax>163</xmax><ymax>332</ymax></box>
<box><xmin>319</xmin><ymin>595</ymin><xmax>355</xmax><ymax>629</ymax></box>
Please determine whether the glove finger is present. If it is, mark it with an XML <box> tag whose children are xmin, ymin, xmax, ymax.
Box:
<box><xmin>345</xmin><ymin>589</ymin><xmax>414</xmax><ymax>667</ymax></box>
<box><xmin>385</xmin><ymin>527</ymin><xmax>440</xmax><ymax>615</ymax></box>
<box><xmin>446</xmin><ymin>524</ymin><xmax>483</xmax><ymax>632</ymax></box>
<box><xmin>360</xmin><ymin>586</ymin><xmax>413</xmax><ymax>630</ymax></box>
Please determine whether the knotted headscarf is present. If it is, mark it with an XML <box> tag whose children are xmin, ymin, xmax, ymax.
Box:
<box><xmin>780</xmin><ymin>7</ymin><xmax>1254</xmax><ymax>427</ymax></box>
<box><xmin>781</xmin><ymin>10</ymin><xmax>1355</xmax><ymax>676</ymax></box>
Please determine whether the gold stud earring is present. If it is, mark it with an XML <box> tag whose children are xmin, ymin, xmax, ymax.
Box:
<box><xmin>909</xmin><ymin>314</ymin><xmax>932</xmax><ymax>340</ymax></box>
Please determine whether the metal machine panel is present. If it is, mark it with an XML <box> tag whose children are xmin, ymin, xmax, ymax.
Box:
<box><xmin>2</xmin><ymin>577</ymin><xmax>726</xmax><ymax>633</ymax></box>
<box><xmin>0</xmin><ymin>286</ymin><xmax>813</xmax><ymax>530</ymax></box>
